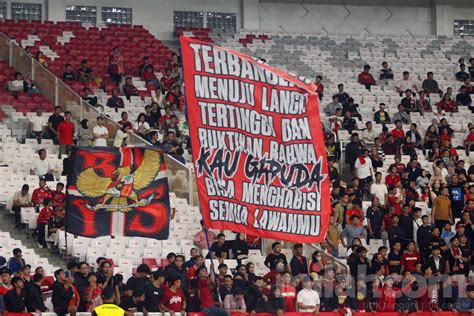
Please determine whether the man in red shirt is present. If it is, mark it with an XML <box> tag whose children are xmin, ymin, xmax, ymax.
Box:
<box><xmin>391</xmin><ymin>120</ymin><xmax>405</xmax><ymax>145</ymax></box>
<box><xmin>31</xmin><ymin>178</ymin><xmax>52</xmax><ymax>209</ymax></box>
<box><xmin>51</xmin><ymin>182</ymin><xmax>65</xmax><ymax>207</ymax></box>
<box><xmin>160</xmin><ymin>276</ymin><xmax>186</xmax><ymax>313</ymax></box>
<box><xmin>400</xmin><ymin>241</ymin><xmax>421</xmax><ymax>272</ymax></box>
<box><xmin>280</xmin><ymin>271</ymin><xmax>297</xmax><ymax>312</ymax></box>
<box><xmin>358</xmin><ymin>64</ymin><xmax>376</xmax><ymax>90</ymax></box>
<box><xmin>57</xmin><ymin>111</ymin><xmax>75</xmax><ymax>159</ymax></box>
<box><xmin>37</xmin><ymin>198</ymin><xmax>53</xmax><ymax>248</ymax></box>
<box><xmin>196</xmin><ymin>264</ymin><xmax>229</xmax><ymax>316</ymax></box>
<box><xmin>315</xmin><ymin>75</ymin><xmax>324</xmax><ymax>101</ymax></box>
<box><xmin>385</xmin><ymin>166</ymin><xmax>401</xmax><ymax>188</ymax></box>
<box><xmin>161</xmin><ymin>68</ymin><xmax>177</xmax><ymax>92</ymax></box>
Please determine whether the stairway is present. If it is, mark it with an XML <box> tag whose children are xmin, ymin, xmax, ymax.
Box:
<box><xmin>0</xmin><ymin>206</ymin><xmax>67</xmax><ymax>268</ymax></box>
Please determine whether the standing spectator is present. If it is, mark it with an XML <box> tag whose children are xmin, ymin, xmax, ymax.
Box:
<box><xmin>422</xmin><ymin>72</ymin><xmax>442</xmax><ymax>95</ymax></box>
<box><xmin>280</xmin><ymin>271</ymin><xmax>296</xmax><ymax>312</ymax></box>
<box><xmin>120</xmin><ymin>289</ymin><xmax>145</xmax><ymax>314</ymax></box>
<box><xmin>296</xmin><ymin>276</ymin><xmax>320</xmax><ymax>314</ymax></box>
<box><xmin>92</xmin><ymin>288</ymin><xmax>124</xmax><ymax>316</ymax></box>
<box><xmin>400</xmin><ymin>241</ymin><xmax>421</xmax><ymax>272</ymax></box>
<box><xmin>370</xmin><ymin>172</ymin><xmax>388</xmax><ymax>206</ymax></box>
<box><xmin>138</xmin><ymin>56</ymin><xmax>151</xmax><ymax>77</ymax></box>
<box><xmin>46</xmin><ymin>106</ymin><xmax>64</xmax><ymax>144</ymax></box>
<box><xmin>264</xmin><ymin>242</ymin><xmax>289</xmax><ymax>272</ymax></box>
<box><xmin>144</xmin><ymin>269</ymin><xmax>165</xmax><ymax>313</ymax></box>
<box><xmin>357</xmin><ymin>64</ymin><xmax>376</xmax><ymax>90</ymax></box>
<box><xmin>161</xmin><ymin>276</ymin><xmax>185</xmax><ymax>313</ymax></box>
<box><xmin>74</xmin><ymin>262</ymin><xmax>89</xmax><ymax>312</ymax></box>
<box><xmin>11</xmin><ymin>184</ymin><xmax>32</xmax><ymax>228</ymax></box>
<box><xmin>432</xmin><ymin>186</ymin><xmax>453</xmax><ymax>230</ymax></box>
<box><xmin>345</xmin><ymin>133</ymin><xmax>362</xmax><ymax>175</ymax></box>
<box><xmin>367</xmin><ymin>197</ymin><xmax>384</xmax><ymax>239</ymax></box>
<box><xmin>36</xmin><ymin>198</ymin><xmax>53</xmax><ymax>248</ymax></box>
<box><xmin>133</xmin><ymin>113</ymin><xmax>150</xmax><ymax>139</ymax></box>
<box><xmin>289</xmin><ymin>243</ymin><xmax>308</xmax><ymax>276</ymax></box>
<box><xmin>52</xmin><ymin>269</ymin><xmax>76</xmax><ymax>316</ymax></box>
<box><xmin>26</xmin><ymin>273</ymin><xmax>47</xmax><ymax>313</ymax></box>
<box><xmin>196</xmin><ymin>264</ymin><xmax>229</xmax><ymax>316</ymax></box>
<box><xmin>379</xmin><ymin>61</ymin><xmax>394</xmax><ymax>80</ymax></box>
<box><xmin>7</xmin><ymin>249</ymin><xmax>25</xmax><ymax>274</ymax></box>
<box><xmin>210</xmin><ymin>233</ymin><xmax>228</xmax><ymax>261</ymax></box>
<box><xmin>4</xmin><ymin>277</ymin><xmax>26</xmax><ymax>313</ymax></box>
<box><xmin>315</xmin><ymin>75</ymin><xmax>324</xmax><ymax>100</ymax></box>
<box><xmin>166</xmin><ymin>84</ymin><xmax>185</xmax><ymax>110</ymax></box>
<box><xmin>341</xmin><ymin>215</ymin><xmax>366</xmax><ymax>247</ymax></box>
<box><xmin>30</xmin><ymin>149</ymin><xmax>54</xmax><ymax>181</ymax></box>
<box><xmin>117</xmin><ymin>111</ymin><xmax>133</xmax><ymax>129</ymax></box>
<box><xmin>396</xmin><ymin>71</ymin><xmax>419</xmax><ymax>95</ymax></box>
<box><xmin>77</xmin><ymin>119</ymin><xmax>92</xmax><ymax>147</ymax></box>
<box><xmin>388</xmin><ymin>241</ymin><xmax>402</xmax><ymax>275</ymax></box>
<box><xmin>57</xmin><ymin>111</ymin><xmax>75</xmax><ymax>158</ymax></box>
<box><xmin>93</xmin><ymin>117</ymin><xmax>108</xmax><ymax>147</ymax></box>
<box><xmin>106</xmin><ymin>88</ymin><xmax>125</xmax><ymax>109</ymax></box>
<box><xmin>84</xmin><ymin>273</ymin><xmax>103</xmax><ymax>312</ymax></box>
<box><xmin>354</xmin><ymin>148</ymin><xmax>374</xmax><ymax>195</ymax></box>
<box><xmin>29</xmin><ymin>108</ymin><xmax>46</xmax><ymax>142</ymax></box>
<box><xmin>164</xmin><ymin>256</ymin><xmax>187</xmax><ymax>294</ymax></box>
<box><xmin>108</xmin><ymin>47</ymin><xmax>124</xmax><ymax>84</ymax></box>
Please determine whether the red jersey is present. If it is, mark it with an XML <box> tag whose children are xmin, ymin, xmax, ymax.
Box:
<box><xmin>51</xmin><ymin>191</ymin><xmax>65</xmax><ymax>207</ymax></box>
<box><xmin>68</xmin><ymin>285</ymin><xmax>80</xmax><ymax>306</ymax></box>
<box><xmin>358</xmin><ymin>72</ymin><xmax>376</xmax><ymax>85</ymax></box>
<box><xmin>161</xmin><ymin>76</ymin><xmax>176</xmax><ymax>91</ymax></box>
<box><xmin>417</xmin><ymin>285</ymin><xmax>439</xmax><ymax>311</ymax></box>
<box><xmin>385</xmin><ymin>174</ymin><xmax>401</xmax><ymax>187</ymax></box>
<box><xmin>316</xmin><ymin>83</ymin><xmax>324</xmax><ymax>95</ymax></box>
<box><xmin>438</xmin><ymin>99</ymin><xmax>455</xmax><ymax>113</ymax></box>
<box><xmin>387</xmin><ymin>195</ymin><xmax>402</xmax><ymax>215</ymax></box>
<box><xmin>31</xmin><ymin>188</ymin><xmax>51</xmax><ymax>206</ymax></box>
<box><xmin>141</xmin><ymin>71</ymin><xmax>157</xmax><ymax>82</ymax></box>
<box><xmin>376</xmin><ymin>286</ymin><xmax>400</xmax><ymax>312</ymax></box>
<box><xmin>391</xmin><ymin>128</ymin><xmax>405</xmax><ymax>140</ymax></box>
<box><xmin>383</xmin><ymin>213</ymin><xmax>394</xmax><ymax>228</ymax></box>
<box><xmin>198</xmin><ymin>278</ymin><xmax>214</xmax><ymax>309</ymax></box>
<box><xmin>37</xmin><ymin>207</ymin><xmax>54</xmax><ymax>224</ymax></box>
<box><xmin>160</xmin><ymin>114</ymin><xmax>172</xmax><ymax>128</ymax></box>
<box><xmin>281</xmin><ymin>285</ymin><xmax>296</xmax><ymax>312</ymax></box>
<box><xmin>83</xmin><ymin>285</ymin><xmax>102</xmax><ymax>311</ymax></box>
<box><xmin>400</xmin><ymin>252</ymin><xmax>420</xmax><ymax>272</ymax></box>
<box><xmin>162</xmin><ymin>288</ymin><xmax>185</xmax><ymax>312</ymax></box>
<box><xmin>390</xmin><ymin>162</ymin><xmax>406</xmax><ymax>175</ymax></box>
<box><xmin>57</xmin><ymin>120</ymin><xmax>75</xmax><ymax>145</ymax></box>
<box><xmin>346</xmin><ymin>208</ymin><xmax>364</xmax><ymax>226</ymax></box>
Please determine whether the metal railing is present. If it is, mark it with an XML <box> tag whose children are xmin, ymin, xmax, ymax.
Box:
<box><xmin>0</xmin><ymin>32</ymin><xmax>197</xmax><ymax>205</ymax></box>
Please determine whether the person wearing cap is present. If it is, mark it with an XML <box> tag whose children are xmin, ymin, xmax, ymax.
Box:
<box><xmin>358</xmin><ymin>64</ymin><xmax>376</xmax><ymax>90</ymax></box>
<box><xmin>296</xmin><ymin>276</ymin><xmax>320</xmax><ymax>314</ymax></box>
<box><xmin>455</xmin><ymin>284</ymin><xmax>474</xmax><ymax>312</ymax></box>
<box><xmin>374</xmin><ymin>103</ymin><xmax>391</xmax><ymax>124</ymax></box>
<box><xmin>379</xmin><ymin>61</ymin><xmax>394</xmax><ymax>80</ymax></box>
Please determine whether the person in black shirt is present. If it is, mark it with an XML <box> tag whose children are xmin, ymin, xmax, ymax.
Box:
<box><xmin>164</xmin><ymin>255</ymin><xmax>187</xmax><ymax>293</ymax></box>
<box><xmin>210</xmin><ymin>233</ymin><xmax>228</xmax><ymax>260</ymax></box>
<box><xmin>388</xmin><ymin>241</ymin><xmax>402</xmax><ymax>275</ymax></box>
<box><xmin>264</xmin><ymin>242</ymin><xmax>288</xmax><ymax>272</ymax></box>
<box><xmin>290</xmin><ymin>243</ymin><xmax>308</xmax><ymax>276</ymax></box>
<box><xmin>366</xmin><ymin>197</ymin><xmax>384</xmax><ymax>239</ymax></box>
<box><xmin>62</xmin><ymin>64</ymin><xmax>76</xmax><ymax>82</ymax></box>
<box><xmin>469</xmin><ymin>58</ymin><xmax>474</xmax><ymax>79</ymax></box>
<box><xmin>120</xmin><ymin>288</ymin><xmax>145</xmax><ymax>313</ymax></box>
<box><xmin>456</xmin><ymin>64</ymin><xmax>469</xmax><ymax>81</ymax></box>
<box><xmin>380</xmin><ymin>61</ymin><xmax>394</xmax><ymax>80</ymax></box>
<box><xmin>97</xmin><ymin>261</ymin><xmax>115</xmax><ymax>292</ymax></box>
<box><xmin>4</xmin><ymin>276</ymin><xmax>26</xmax><ymax>312</ymax></box>
<box><xmin>47</xmin><ymin>106</ymin><xmax>64</xmax><ymax>143</ymax></box>
<box><xmin>106</xmin><ymin>88</ymin><xmax>125</xmax><ymax>109</ymax></box>
<box><xmin>82</xmin><ymin>87</ymin><xmax>98</xmax><ymax>107</ymax></box>
<box><xmin>187</xmin><ymin>278</ymin><xmax>201</xmax><ymax>312</ymax></box>
<box><xmin>26</xmin><ymin>273</ymin><xmax>47</xmax><ymax>313</ymax></box>
<box><xmin>126</xmin><ymin>264</ymin><xmax>151</xmax><ymax>297</ymax></box>
<box><xmin>144</xmin><ymin>269</ymin><xmax>164</xmax><ymax>313</ymax></box>
<box><xmin>74</xmin><ymin>262</ymin><xmax>90</xmax><ymax>312</ymax></box>
<box><xmin>335</xmin><ymin>83</ymin><xmax>351</xmax><ymax>106</ymax></box>
<box><xmin>138</xmin><ymin>56</ymin><xmax>151</xmax><ymax>77</ymax></box>
<box><xmin>144</xmin><ymin>105</ymin><xmax>157</xmax><ymax>128</ymax></box>
<box><xmin>345</xmin><ymin>133</ymin><xmax>362</xmax><ymax>173</ymax></box>
<box><xmin>52</xmin><ymin>269</ymin><xmax>75</xmax><ymax>316</ymax></box>
<box><xmin>78</xmin><ymin>59</ymin><xmax>94</xmax><ymax>83</ymax></box>
<box><xmin>448</xmin><ymin>174</ymin><xmax>464</xmax><ymax>219</ymax></box>
<box><xmin>456</xmin><ymin>85</ymin><xmax>472</xmax><ymax>107</ymax></box>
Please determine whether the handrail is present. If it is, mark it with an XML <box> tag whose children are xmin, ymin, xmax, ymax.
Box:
<box><xmin>308</xmin><ymin>242</ymin><xmax>349</xmax><ymax>272</ymax></box>
<box><xmin>0</xmin><ymin>31</ymin><xmax>196</xmax><ymax>205</ymax></box>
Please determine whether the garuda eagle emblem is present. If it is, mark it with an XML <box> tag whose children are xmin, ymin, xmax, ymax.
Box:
<box><xmin>76</xmin><ymin>150</ymin><xmax>161</xmax><ymax>212</ymax></box>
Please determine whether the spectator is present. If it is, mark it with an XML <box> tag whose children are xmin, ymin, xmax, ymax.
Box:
<box><xmin>196</xmin><ymin>264</ymin><xmax>229</xmax><ymax>316</ymax></box>
<box><xmin>354</xmin><ymin>148</ymin><xmax>374</xmax><ymax>195</ymax></box>
<box><xmin>392</xmin><ymin>105</ymin><xmax>411</xmax><ymax>125</ymax></box>
<box><xmin>357</xmin><ymin>64</ymin><xmax>376</xmax><ymax>90</ymax></box>
<box><xmin>8</xmin><ymin>72</ymin><xmax>24</xmax><ymax>93</ymax></box>
<box><xmin>74</xmin><ymin>262</ymin><xmax>90</xmax><ymax>312</ymax></box>
<box><xmin>290</xmin><ymin>243</ymin><xmax>308</xmax><ymax>276</ymax></box>
<box><xmin>456</xmin><ymin>85</ymin><xmax>472</xmax><ymax>107</ymax></box>
<box><xmin>31</xmin><ymin>178</ymin><xmax>52</xmax><ymax>207</ymax></box>
<box><xmin>361</xmin><ymin>121</ymin><xmax>376</xmax><ymax>143</ymax></box>
<box><xmin>106</xmin><ymin>88</ymin><xmax>125</xmax><ymax>109</ymax></box>
<box><xmin>144</xmin><ymin>105</ymin><xmax>157</xmax><ymax>128</ymax></box>
<box><xmin>164</xmin><ymin>256</ymin><xmax>187</xmax><ymax>293</ymax></box>
<box><xmin>162</xmin><ymin>131</ymin><xmax>179</xmax><ymax>153</ymax></box>
<box><xmin>82</xmin><ymin>87</ymin><xmax>98</xmax><ymax>107</ymax></box>
<box><xmin>122</xmin><ymin>76</ymin><xmax>138</xmax><ymax>100</ymax></box>
<box><xmin>401</xmin><ymin>89</ymin><xmax>417</xmax><ymax>112</ymax></box>
<box><xmin>93</xmin><ymin>117</ymin><xmax>108</xmax><ymax>147</ymax></box>
<box><xmin>138</xmin><ymin>56</ymin><xmax>151</xmax><ymax>77</ymax></box>
<box><xmin>422</xmin><ymin>71</ymin><xmax>442</xmax><ymax>95</ymax></box>
<box><xmin>324</xmin><ymin>95</ymin><xmax>342</xmax><ymax>116</ymax></box>
<box><xmin>381</xmin><ymin>134</ymin><xmax>399</xmax><ymax>155</ymax></box>
<box><xmin>12</xmin><ymin>184</ymin><xmax>32</xmax><ymax>228</ymax></box>
<box><xmin>367</xmin><ymin>197</ymin><xmax>385</xmax><ymax>239</ymax></box>
<box><xmin>36</xmin><ymin>198</ymin><xmax>53</xmax><ymax>248</ymax></box>
<box><xmin>120</xmin><ymin>288</ymin><xmax>145</xmax><ymax>314</ymax></box>
<box><xmin>315</xmin><ymin>75</ymin><xmax>324</xmax><ymax>100</ymax></box>
<box><xmin>36</xmin><ymin>51</ymin><xmax>48</xmax><ymax>68</ymax></box>
<box><xmin>46</xmin><ymin>106</ymin><xmax>64</xmax><ymax>144</ymax></box>
<box><xmin>29</xmin><ymin>108</ymin><xmax>47</xmax><ymax>141</ymax></box>
<box><xmin>223</xmin><ymin>287</ymin><xmax>246</xmax><ymax>313</ymax></box>
<box><xmin>465</xmin><ymin>127</ymin><xmax>474</xmax><ymax>151</ymax></box>
<box><xmin>335</xmin><ymin>83</ymin><xmax>351</xmax><ymax>106</ymax></box>
<box><xmin>264</xmin><ymin>242</ymin><xmax>289</xmax><ymax>272</ymax></box>
<box><xmin>7</xmin><ymin>248</ymin><xmax>25</xmax><ymax>276</ymax></box>
<box><xmin>437</xmin><ymin>93</ymin><xmax>457</xmax><ymax>113</ymax></box>
<box><xmin>144</xmin><ymin>269</ymin><xmax>165</xmax><ymax>313</ymax></box>
<box><xmin>77</xmin><ymin>59</ymin><xmax>94</xmax><ymax>83</ymax></box>
<box><xmin>84</xmin><ymin>273</ymin><xmax>102</xmax><ymax>312</ymax></box>
<box><xmin>379</xmin><ymin>61</ymin><xmax>394</xmax><ymax>80</ymax></box>
<box><xmin>280</xmin><ymin>271</ymin><xmax>296</xmax><ymax>311</ymax></box>
<box><xmin>141</xmin><ymin>65</ymin><xmax>160</xmax><ymax>88</ymax></box>
<box><xmin>432</xmin><ymin>186</ymin><xmax>453</xmax><ymax>230</ymax></box>
<box><xmin>456</xmin><ymin>63</ymin><xmax>469</xmax><ymax>81</ymax></box>
<box><xmin>92</xmin><ymin>287</ymin><xmax>124</xmax><ymax>316</ymax></box>
<box><xmin>296</xmin><ymin>276</ymin><xmax>320</xmax><ymax>314</ymax></box>
<box><xmin>4</xmin><ymin>276</ymin><xmax>26</xmax><ymax>313</ymax></box>
<box><xmin>62</xmin><ymin>64</ymin><xmax>76</xmax><ymax>82</ymax></box>
<box><xmin>23</xmin><ymin>72</ymin><xmax>40</xmax><ymax>95</ymax></box>
<box><xmin>117</xmin><ymin>111</ymin><xmax>133</xmax><ymax>129</ymax></box>
<box><xmin>341</xmin><ymin>215</ymin><xmax>365</xmax><ymax>247</ymax></box>
<box><xmin>345</xmin><ymin>133</ymin><xmax>362</xmax><ymax>174</ymax></box>
<box><xmin>232</xmin><ymin>233</ymin><xmax>249</xmax><ymax>264</ymax></box>
<box><xmin>455</xmin><ymin>284</ymin><xmax>474</xmax><ymax>312</ymax></box>
<box><xmin>26</xmin><ymin>273</ymin><xmax>47</xmax><ymax>313</ymax></box>
<box><xmin>396</xmin><ymin>71</ymin><xmax>419</xmax><ymax>95</ymax></box>
<box><xmin>52</xmin><ymin>269</ymin><xmax>77</xmax><ymax>316</ymax></box>
<box><xmin>126</xmin><ymin>264</ymin><xmax>151</xmax><ymax>297</ymax></box>
<box><xmin>108</xmin><ymin>47</ymin><xmax>124</xmax><ymax>84</ymax></box>
<box><xmin>161</xmin><ymin>68</ymin><xmax>177</xmax><ymax>92</ymax></box>
<box><xmin>400</xmin><ymin>241</ymin><xmax>421</xmax><ymax>272</ymax></box>
<box><xmin>77</xmin><ymin>119</ymin><xmax>92</xmax><ymax>147</ymax></box>
<box><xmin>133</xmin><ymin>113</ymin><xmax>150</xmax><ymax>139</ymax></box>
<box><xmin>166</xmin><ymin>84</ymin><xmax>185</xmax><ymax>110</ymax></box>
<box><xmin>57</xmin><ymin>111</ymin><xmax>75</xmax><ymax>158</ymax></box>
<box><xmin>210</xmin><ymin>233</ymin><xmax>228</xmax><ymax>261</ymax></box>
<box><xmin>416</xmin><ymin>90</ymin><xmax>432</xmax><ymax>113</ymax></box>
<box><xmin>374</xmin><ymin>103</ymin><xmax>391</xmax><ymax>124</ymax></box>
<box><xmin>193</xmin><ymin>220</ymin><xmax>215</xmax><ymax>251</ymax></box>
<box><xmin>341</xmin><ymin>111</ymin><xmax>357</xmax><ymax>133</ymax></box>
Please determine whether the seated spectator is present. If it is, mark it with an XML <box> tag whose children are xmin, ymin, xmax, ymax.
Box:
<box><xmin>117</xmin><ymin>111</ymin><xmax>133</xmax><ymax>129</ymax></box>
<box><xmin>391</xmin><ymin>120</ymin><xmax>405</xmax><ymax>145</ymax></box>
<box><xmin>424</xmin><ymin>124</ymin><xmax>438</xmax><ymax>150</ymax></box>
<box><xmin>152</xmin><ymin>88</ymin><xmax>166</xmax><ymax>109</ymax></box>
<box><xmin>141</xmin><ymin>65</ymin><xmax>160</xmax><ymax>88</ymax></box>
<box><xmin>62</xmin><ymin>64</ymin><xmax>76</xmax><ymax>83</ymax></box>
<box><xmin>361</xmin><ymin>121</ymin><xmax>376</xmax><ymax>143</ymax></box>
<box><xmin>138</xmin><ymin>56</ymin><xmax>152</xmax><ymax>77</ymax></box>
<box><xmin>161</xmin><ymin>68</ymin><xmax>177</xmax><ymax>92</ymax></box>
<box><xmin>401</xmin><ymin>89</ymin><xmax>417</xmax><ymax>112</ymax></box>
<box><xmin>36</xmin><ymin>51</ymin><xmax>48</xmax><ymax>68</ymax></box>
<box><xmin>416</xmin><ymin>90</ymin><xmax>432</xmax><ymax>113</ymax></box>
<box><xmin>4</xmin><ymin>276</ymin><xmax>26</xmax><ymax>313</ymax></box>
<box><xmin>374</xmin><ymin>103</ymin><xmax>391</xmax><ymax>124</ymax></box>
<box><xmin>463</xmin><ymin>78</ymin><xmax>473</xmax><ymax>94</ymax></box>
<box><xmin>456</xmin><ymin>63</ymin><xmax>469</xmax><ymax>82</ymax></box>
<box><xmin>343</xmin><ymin>97</ymin><xmax>361</xmax><ymax>120</ymax></box>
<box><xmin>160</xmin><ymin>106</ymin><xmax>174</xmax><ymax>131</ymax></box>
<box><xmin>264</xmin><ymin>242</ymin><xmax>288</xmax><ymax>272</ymax></box>
<box><xmin>106</xmin><ymin>88</ymin><xmax>125</xmax><ymax>109</ymax></box>
<box><xmin>379</xmin><ymin>61</ymin><xmax>394</xmax><ymax>80</ymax></box>
<box><xmin>335</xmin><ymin>83</ymin><xmax>351</xmax><ymax>106</ymax></box>
<box><xmin>93</xmin><ymin>116</ymin><xmax>108</xmax><ymax>147</ymax></box>
<box><xmin>122</xmin><ymin>76</ymin><xmax>139</xmax><ymax>100</ymax></box>
<box><xmin>36</xmin><ymin>198</ymin><xmax>53</xmax><ymax>248</ymax></box>
<box><xmin>163</xmin><ymin>115</ymin><xmax>180</xmax><ymax>141</ymax></box>
<box><xmin>133</xmin><ymin>113</ymin><xmax>150</xmax><ymax>139</ymax></box>
<box><xmin>342</xmin><ymin>111</ymin><xmax>357</xmax><ymax>133</ymax></box>
<box><xmin>8</xmin><ymin>72</ymin><xmax>24</xmax><ymax>93</ymax></box>
<box><xmin>12</xmin><ymin>184</ymin><xmax>32</xmax><ymax>228</ymax></box>
<box><xmin>406</xmin><ymin>123</ymin><xmax>423</xmax><ymax>149</ymax></box>
<box><xmin>456</xmin><ymin>85</ymin><xmax>472</xmax><ymax>107</ymax></box>
<box><xmin>323</xmin><ymin>95</ymin><xmax>342</xmax><ymax>116</ymax></box>
<box><xmin>166</xmin><ymin>84</ymin><xmax>185</xmax><ymax>110</ymax></box>
<box><xmin>7</xmin><ymin>249</ymin><xmax>25</xmax><ymax>275</ymax></box>
<box><xmin>77</xmin><ymin>59</ymin><xmax>94</xmax><ymax>83</ymax></box>
<box><xmin>210</xmin><ymin>233</ymin><xmax>228</xmax><ymax>261</ymax></box>
<box><xmin>422</xmin><ymin>71</ymin><xmax>442</xmax><ymax>95</ymax></box>
<box><xmin>26</xmin><ymin>273</ymin><xmax>47</xmax><ymax>313</ymax></box>
<box><xmin>392</xmin><ymin>104</ymin><xmax>411</xmax><ymax>125</ymax></box>
<box><xmin>396</xmin><ymin>71</ymin><xmax>419</xmax><ymax>95</ymax></box>
<box><xmin>82</xmin><ymin>87</ymin><xmax>98</xmax><ymax>107</ymax></box>
<box><xmin>31</xmin><ymin>178</ymin><xmax>52</xmax><ymax>207</ymax></box>
<box><xmin>357</xmin><ymin>64</ymin><xmax>376</xmax><ymax>90</ymax></box>
<box><xmin>437</xmin><ymin>93</ymin><xmax>457</xmax><ymax>113</ymax></box>
<box><xmin>341</xmin><ymin>215</ymin><xmax>366</xmax><ymax>247</ymax></box>
<box><xmin>381</xmin><ymin>134</ymin><xmax>399</xmax><ymax>155</ymax></box>
<box><xmin>223</xmin><ymin>287</ymin><xmax>246</xmax><ymax>313</ymax></box>
<box><xmin>47</xmin><ymin>207</ymin><xmax>65</xmax><ymax>248</ymax></box>
<box><xmin>30</xmin><ymin>149</ymin><xmax>54</xmax><ymax>181</ymax></box>
<box><xmin>172</xmin><ymin>64</ymin><xmax>181</xmax><ymax>85</ymax></box>
<box><xmin>23</xmin><ymin>72</ymin><xmax>40</xmax><ymax>95</ymax></box>
<box><xmin>290</xmin><ymin>243</ymin><xmax>308</xmax><ymax>276</ymax></box>
<box><xmin>315</xmin><ymin>75</ymin><xmax>324</xmax><ymax>100</ymax></box>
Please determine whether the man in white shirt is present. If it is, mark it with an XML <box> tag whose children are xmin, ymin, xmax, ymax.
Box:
<box><xmin>30</xmin><ymin>149</ymin><xmax>54</xmax><ymax>181</ymax></box>
<box><xmin>370</xmin><ymin>172</ymin><xmax>388</xmax><ymax>206</ymax></box>
<box><xmin>297</xmin><ymin>276</ymin><xmax>320</xmax><ymax>314</ymax></box>
<box><xmin>29</xmin><ymin>108</ymin><xmax>46</xmax><ymax>141</ymax></box>
<box><xmin>395</xmin><ymin>71</ymin><xmax>419</xmax><ymax>96</ymax></box>
<box><xmin>354</xmin><ymin>148</ymin><xmax>374</xmax><ymax>196</ymax></box>
<box><xmin>93</xmin><ymin>116</ymin><xmax>109</xmax><ymax>147</ymax></box>
<box><xmin>361</xmin><ymin>121</ymin><xmax>377</xmax><ymax>143</ymax></box>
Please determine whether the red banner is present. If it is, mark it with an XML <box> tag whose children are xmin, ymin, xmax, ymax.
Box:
<box><xmin>180</xmin><ymin>36</ymin><xmax>330</xmax><ymax>242</ymax></box>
